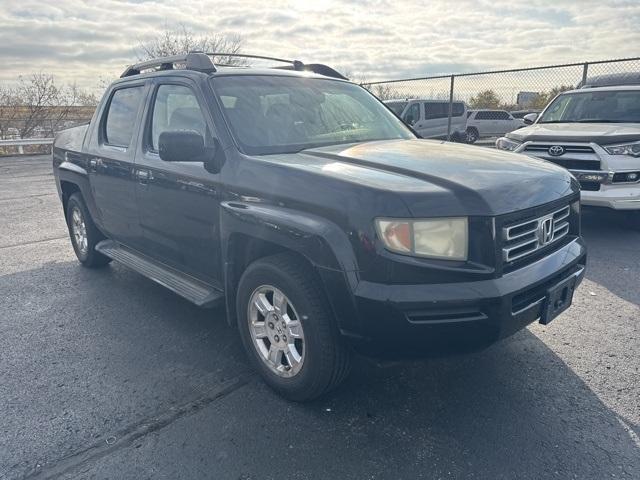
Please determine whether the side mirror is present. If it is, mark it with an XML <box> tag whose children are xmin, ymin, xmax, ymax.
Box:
<box><xmin>523</xmin><ymin>113</ymin><xmax>538</xmax><ymax>125</ymax></box>
<box><xmin>159</xmin><ymin>130</ymin><xmax>206</xmax><ymax>162</ymax></box>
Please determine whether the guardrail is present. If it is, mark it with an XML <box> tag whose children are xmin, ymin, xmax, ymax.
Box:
<box><xmin>0</xmin><ymin>138</ymin><xmax>54</xmax><ymax>155</ymax></box>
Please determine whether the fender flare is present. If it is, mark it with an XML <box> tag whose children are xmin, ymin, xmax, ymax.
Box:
<box><xmin>220</xmin><ymin>201</ymin><xmax>362</xmax><ymax>333</ymax></box>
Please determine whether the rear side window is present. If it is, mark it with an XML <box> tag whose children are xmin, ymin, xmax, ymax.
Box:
<box><xmin>150</xmin><ymin>84</ymin><xmax>208</xmax><ymax>151</ymax></box>
<box><xmin>104</xmin><ymin>87</ymin><xmax>144</xmax><ymax>147</ymax></box>
<box><xmin>424</xmin><ymin>102</ymin><xmax>447</xmax><ymax>119</ymax></box>
<box><xmin>495</xmin><ymin>111</ymin><xmax>510</xmax><ymax>120</ymax></box>
<box><xmin>475</xmin><ymin>111</ymin><xmax>492</xmax><ymax>120</ymax></box>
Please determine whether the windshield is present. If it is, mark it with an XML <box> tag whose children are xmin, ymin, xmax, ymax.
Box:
<box><xmin>211</xmin><ymin>76</ymin><xmax>415</xmax><ymax>155</ymax></box>
<box><xmin>538</xmin><ymin>90</ymin><xmax>640</xmax><ymax>124</ymax></box>
<box><xmin>386</xmin><ymin>101</ymin><xmax>407</xmax><ymax>116</ymax></box>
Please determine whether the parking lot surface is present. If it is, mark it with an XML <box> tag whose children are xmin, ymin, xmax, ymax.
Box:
<box><xmin>1</xmin><ymin>155</ymin><xmax>639</xmax><ymax>479</ymax></box>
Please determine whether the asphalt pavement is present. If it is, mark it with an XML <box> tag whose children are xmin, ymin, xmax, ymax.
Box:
<box><xmin>1</xmin><ymin>155</ymin><xmax>639</xmax><ymax>479</ymax></box>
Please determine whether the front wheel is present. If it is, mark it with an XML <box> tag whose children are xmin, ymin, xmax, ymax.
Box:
<box><xmin>236</xmin><ymin>253</ymin><xmax>351</xmax><ymax>401</ymax></box>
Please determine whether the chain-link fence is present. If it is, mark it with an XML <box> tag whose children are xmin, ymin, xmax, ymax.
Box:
<box><xmin>364</xmin><ymin>57</ymin><xmax>640</xmax><ymax>143</ymax></box>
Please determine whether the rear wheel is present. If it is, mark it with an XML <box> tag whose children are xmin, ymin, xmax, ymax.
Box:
<box><xmin>66</xmin><ymin>193</ymin><xmax>111</xmax><ymax>268</ymax></box>
<box><xmin>236</xmin><ymin>253</ymin><xmax>351</xmax><ymax>401</ymax></box>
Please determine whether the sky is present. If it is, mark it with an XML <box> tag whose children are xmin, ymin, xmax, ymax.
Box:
<box><xmin>0</xmin><ymin>0</ymin><xmax>639</xmax><ymax>92</ymax></box>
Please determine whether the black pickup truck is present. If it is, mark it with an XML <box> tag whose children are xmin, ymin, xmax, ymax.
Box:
<box><xmin>53</xmin><ymin>53</ymin><xmax>586</xmax><ymax>401</ymax></box>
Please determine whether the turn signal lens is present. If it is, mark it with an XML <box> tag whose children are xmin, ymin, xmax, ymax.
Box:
<box><xmin>376</xmin><ymin>220</ymin><xmax>411</xmax><ymax>253</ymax></box>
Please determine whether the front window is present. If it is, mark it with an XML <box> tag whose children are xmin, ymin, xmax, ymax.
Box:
<box><xmin>539</xmin><ymin>90</ymin><xmax>640</xmax><ymax>123</ymax></box>
<box><xmin>211</xmin><ymin>75</ymin><xmax>415</xmax><ymax>155</ymax></box>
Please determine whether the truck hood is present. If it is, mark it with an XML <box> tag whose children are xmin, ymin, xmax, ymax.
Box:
<box><xmin>264</xmin><ymin>139</ymin><xmax>577</xmax><ymax>217</ymax></box>
<box><xmin>507</xmin><ymin>122</ymin><xmax>640</xmax><ymax>145</ymax></box>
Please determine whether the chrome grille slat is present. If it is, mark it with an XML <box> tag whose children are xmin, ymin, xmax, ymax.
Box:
<box><xmin>502</xmin><ymin>205</ymin><xmax>571</xmax><ymax>263</ymax></box>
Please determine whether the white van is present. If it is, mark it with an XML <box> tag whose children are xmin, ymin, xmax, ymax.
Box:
<box><xmin>386</xmin><ymin>99</ymin><xmax>468</xmax><ymax>141</ymax></box>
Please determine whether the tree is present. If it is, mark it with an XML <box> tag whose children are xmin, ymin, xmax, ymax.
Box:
<box><xmin>136</xmin><ymin>24</ymin><xmax>245</xmax><ymax>66</ymax></box>
<box><xmin>0</xmin><ymin>86</ymin><xmax>20</xmax><ymax>139</ymax></box>
<box><xmin>469</xmin><ymin>89</ymin><xmax>502</xmax><ymax>109</ymax></box>
<box><xmin>10</xmin><ymin>74</ymin><xmax>96</xmax><ymax>138</ymax></box>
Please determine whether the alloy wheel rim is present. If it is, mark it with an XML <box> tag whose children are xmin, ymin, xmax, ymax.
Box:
<box><xmin>248</xmin><ymin>285</ymin><xmax>305</xmax><ymax>378</ymax></box>
<box><xmin>71</xmin><ymin>207</ymin><xmax>88</xmax><ymax>255</ymax></box>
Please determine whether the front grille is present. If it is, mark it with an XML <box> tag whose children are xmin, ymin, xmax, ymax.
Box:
<box><xmin>524</xmin><ymin>145</ymin><xmax>595</xmax><ymax>154</ymax></box>
<box><xmin>579</xmin><ymin>181</ymin><xmax>601</xmax><ymax>191</ymax></box>
<box><xmin>544</xmin><ymin>158</ymin><xmax>601</xmax><ymax>171</ymax></box>
<box><xmin>502</xmin><ymin>205</ymin><xmax>570</xmax><ymax>263</ymax></box>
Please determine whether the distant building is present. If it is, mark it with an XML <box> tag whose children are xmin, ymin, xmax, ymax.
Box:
<box><xmin>517</xmin><ymin>91</ymin><xmax>538</xmax><ymax>108</ymax></box>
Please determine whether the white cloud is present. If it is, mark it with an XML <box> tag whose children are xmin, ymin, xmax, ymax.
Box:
<box><xmin>0</xmin><ymin>0</ymin><xmax>638</xmax><ymax>92</ymax></box>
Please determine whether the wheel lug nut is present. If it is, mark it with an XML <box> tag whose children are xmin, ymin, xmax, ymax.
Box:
<box><xmin>274</xmin><ymin>335</ymin><xmax>280</xmax><ymax>342</ymax></box>
<box><xmin>268</xmin><ymin>322</ymin><xmax>274</xmax><ymax>329</ymax></box>
<box><xmin>282</xmin><ymin>322</ymin><xmax>286</xmax><ymax>328</ymax></box>
<box><xmin>283</xmin><ymin>335</ymin><xmax>287</xmax><ymax>342</ymax></box>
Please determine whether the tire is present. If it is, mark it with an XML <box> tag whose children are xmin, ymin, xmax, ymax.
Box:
<box><xmin>236</xmin><ymin>253</ymin><xmax>352</xmax><ymax>401</ymax></box>
<box><xmin>66</xmin><ymin>193</ymin><xmax>111</xmax><ymax>268</ymax></box>
<box><xmin>466</xmin><ymin>127</ymin><xmax>479</xmax><ymax>144</ymax></box>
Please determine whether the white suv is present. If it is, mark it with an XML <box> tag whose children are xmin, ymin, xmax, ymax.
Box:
<box><xmin>496</xmin><ymin>85</ymin><xmax>640</xmax><ymax>215</ymax></box>
<box><xmin>466</xmin><ymin>110</ymin><xmax>524</xmax><ymax>143</ymax></box>
<box><xmin>386</xmin><ymin>99</ymin><xmax>468</xmax><ymax>141</ymax></box>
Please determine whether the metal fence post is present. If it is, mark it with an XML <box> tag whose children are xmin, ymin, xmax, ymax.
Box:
<box><xmin>582</xmin><ymin>62</ymin><xmax>589</xmax><ymax>86</ymax></box>
<box><xmin>446</xmin><ymin>75</ymin><xmax>455</xmax><ymax>141</ymax></box>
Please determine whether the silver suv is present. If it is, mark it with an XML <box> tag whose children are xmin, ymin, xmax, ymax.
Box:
<box><xmin>496</xmin><ymin>85</ymin><xmax>640</xmax><ymax>215</ymax></box>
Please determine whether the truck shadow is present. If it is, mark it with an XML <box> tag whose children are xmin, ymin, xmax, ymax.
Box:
<box><xmin>1</xmin><ymin>260</ymin><xmax>638</xmax><ymax>479</ymax></box>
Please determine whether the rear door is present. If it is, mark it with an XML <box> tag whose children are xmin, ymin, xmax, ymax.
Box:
<box><xmin>494</xmin><ymin>110</ymin><xmax>515</xmax><ymax>135</ymax></box>
<box><xmin>134</xmin><ymin>78</ymin><xmax>223</xmax><ymax>285</ymax></box>
<box><xmin>85</xmin><ymin>83</ymin><xmax>148</xmax><ymax>248</ymax></box>
<box><xmin>421</xmin><ymin>102</ymin><xmax>448</xmax><ymax>138</ymax></box>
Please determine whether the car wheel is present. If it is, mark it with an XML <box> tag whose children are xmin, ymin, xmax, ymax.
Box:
<box><xmin>66</xmin><ymin>193</ymin><xmax>111</xmax><ymax>268</ymax></box>
<box><xmin>466</xmin><ymin>128</ymin><xmax>479</xmax><ymax>144</ymax></box>
<box><xmin>236</xmin><ymin>253</ymin><xmax>352</xmax><ymax>401</ymax></box>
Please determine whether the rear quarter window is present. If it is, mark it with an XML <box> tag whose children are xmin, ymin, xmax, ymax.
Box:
<box><xmin>104</xmin><ymin>86</ymin><xmax>145</xmax><ymax>147</ymax></box>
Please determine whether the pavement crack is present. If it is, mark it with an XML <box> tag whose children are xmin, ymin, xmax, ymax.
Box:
<box><xmin>20</xmin><ymin>373</ymin><xmax>254</xmax><ymax>480</ymax></box>
<box><xmin>0</xmin><ymin>236</ymin><xmax>68</xmax><ymax>250</ymax></box>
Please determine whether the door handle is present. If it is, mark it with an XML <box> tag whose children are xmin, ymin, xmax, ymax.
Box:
<box><xmin>136</xmin><ymin>169</ymin><xmax>151</xmax><ymax>183</ymax></box>
<box><xmin>88</xmin><ymin>158</ymin><xmax>102</xmax><ymax>170</ymax></box>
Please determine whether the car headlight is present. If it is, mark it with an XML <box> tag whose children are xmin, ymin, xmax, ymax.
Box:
<box><xmin>495</xmin><ymin>137</ymin><xmax>522</xmax><ymax>151</ymax></box>
<box><xmin>603</xmin><ymin>141</ymin><xmax>640</xmax><ymax>157</ymax></box>
<box><xmin>375</xmin><ymin>217</ymin><xmax>468</xmax><ymax>260</ymax></box>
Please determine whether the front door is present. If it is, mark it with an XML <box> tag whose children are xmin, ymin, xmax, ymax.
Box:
<box><xmin>134</xmin><ymin>81</ymin><xmax>222</xmax><ymax>285</ymax></box>
<box><xmin>86</xmin><ymin>84</ymin><xmax>147</xmax><ymax>248</ymax></box>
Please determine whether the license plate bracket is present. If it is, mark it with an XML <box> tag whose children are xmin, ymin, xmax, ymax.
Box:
<box><xmin>540</xmin><ymin>276</ymin><xmax>577</xmax><ymax>325</ymax></box>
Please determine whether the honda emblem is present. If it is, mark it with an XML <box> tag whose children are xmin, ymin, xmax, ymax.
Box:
<box><xmin>539</xmin><ymin>216</ymin><xmax>554</xmax><ymax>245</ymax></box>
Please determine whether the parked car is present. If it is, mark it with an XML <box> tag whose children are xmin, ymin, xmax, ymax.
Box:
<box><xmin>496</xmin><ymin>85</ymin><xmax>640</xmax><ymax>220</ymax></box>
<box><xmin>386</xmin><ymin>99</ymin><xmax>468</xmax><ymax>141</ymax></box>
<box><xmin>466</xmin><ymin>109</ymin><xmax>525</xmax><ymax>143</ymax></box>
<box><xmin>53</xmin><ymin>52</ymin><xmax>586</xmax><ymax>401</ymax></box>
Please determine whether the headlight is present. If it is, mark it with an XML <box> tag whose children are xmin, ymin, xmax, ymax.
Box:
<box><xmin>375</xmin><ymin>217</ymin><xmax>468</xmax><ymax>260</ymax></box>
<box><xmin>603</xmin><ymin>141</ymin><xmax>640</xmax><ymax>157</ymax></box>
<box><xmin>495</xmin><ymin>137</ymin><xmax>522</xmax><ymax>151</ymax></box>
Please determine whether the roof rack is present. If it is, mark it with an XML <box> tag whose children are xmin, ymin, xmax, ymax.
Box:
<box><xmin>120</xmin><ymin>51</ymin><xmax>348</xmax><ymax>80</ymax></box>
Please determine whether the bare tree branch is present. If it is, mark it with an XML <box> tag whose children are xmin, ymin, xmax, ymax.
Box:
<box><xmin>136</xmin><ymin>24</ymin><xmax>246</xmax><ymax>66</ymax></box>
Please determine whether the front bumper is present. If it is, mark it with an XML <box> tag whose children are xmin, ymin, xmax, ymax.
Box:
<box><xmin>580</xmin><ymin>183</ymin><xmax>640</xmax><ymax>210</ymax></box>
<box><xmin>350</xmin><ymin>237</ymin><xmax>586</xmax><ymax>357</ymax></box>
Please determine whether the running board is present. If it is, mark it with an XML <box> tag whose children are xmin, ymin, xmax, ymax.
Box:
<box><xmin>96</xmin><ymin>240</ymin><xmax>223</xmax><ymax>308</ymax></box>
